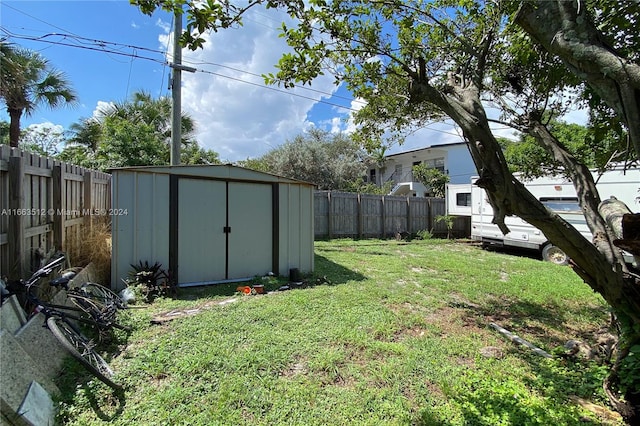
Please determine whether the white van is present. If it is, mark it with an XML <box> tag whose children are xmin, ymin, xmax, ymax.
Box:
<box><xmin>469</xmin><ymin>166</ymin><xmax>639</xmax><ymax>264</ymax></box>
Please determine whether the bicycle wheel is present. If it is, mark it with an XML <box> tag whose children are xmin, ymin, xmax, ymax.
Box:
<box><xmin>46</xmin><ymin>316</ymin><xmax>121</xmax><ymax>389</ymax></box>
<box><xmin>68</xmin><ymin>293</ymin><xmax>117</xmax><ymax>327</ymax></box>
<box><xmin>80</xmin><ymin>283</ymin><xmax>127</xmax><ymax>310</ymax></box>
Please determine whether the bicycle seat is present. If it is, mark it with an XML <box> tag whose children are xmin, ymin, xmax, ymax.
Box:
<box><xmin>61</xmin><ymin>270</ymin><xmax>77</xmax><ymax>280</ymax></box>
<box><xmin>49</xmin><ymin>276</ymin><xmax>70</xmax><ymax>289</ymax></box>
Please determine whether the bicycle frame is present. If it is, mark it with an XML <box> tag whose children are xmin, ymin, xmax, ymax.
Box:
<box><xmin>15</xmin><ymin>254</ymin><xmax>126</xmax><ymax>390</ymax></box>
<box><xmin>23</xmin><ymin>256</ymin><xmax>116</xmax><ymax>332</ymax></box>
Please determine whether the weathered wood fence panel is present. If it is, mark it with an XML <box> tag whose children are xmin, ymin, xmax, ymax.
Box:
<box><xmin>0</xmin><ymin>146</ymin><xmax>111</xmax><ymax>279</ymax></box>
<box><xmin>314</xmin><ymin>191</ymin><xmax>468</xmax><ymax>239</ymax></box>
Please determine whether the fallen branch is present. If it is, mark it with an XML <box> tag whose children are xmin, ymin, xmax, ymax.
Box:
<box><xmin>490</xmin><ymin>322</ymin><xmax>553</xmax><ymax>358</ymax></box>
<box><xmin>151</xmin><ymin>297</ymin><xmax>238</xmax><ymax>324</ymax></box>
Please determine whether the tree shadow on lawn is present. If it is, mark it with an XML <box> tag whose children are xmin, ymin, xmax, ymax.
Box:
<box><xmin>427</xmin><ymin>345</ymin><xmax>621</xmax><ymax>425</ymax></box>
<box><xmin>410</xmin><ymin>297</ymin><xmax>619</xmax><ymax>424</ymax></box>
<box><xmin>450</xmin><ymin>295</ymin><xmax>612</xmax><ymax>352</ymax></box>
<box><xmin>411</xmin><ymin>298</ymin><xmax>619</xmax><ymax>425</ymax></box>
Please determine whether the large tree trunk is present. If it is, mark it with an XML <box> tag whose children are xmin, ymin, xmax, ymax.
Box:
<box><xmin>409</xmin><ymin>76</ymin><xmax>640</xmax><ymax>422</ymax></box>
<box><xmin>515</xmin><ymin>0</ymin><xmax>640</xmax><ymax>160</ymax></box>
<box><xmin>8</xmin><ymin>107</ymin><xmax>22</xmax><ymax>148</ymax></box>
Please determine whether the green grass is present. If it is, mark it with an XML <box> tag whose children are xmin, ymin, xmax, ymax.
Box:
<box><xmin>55</xmin><ymin>239</ymin><xmax>622</xmax><ymax>425</ymax></box>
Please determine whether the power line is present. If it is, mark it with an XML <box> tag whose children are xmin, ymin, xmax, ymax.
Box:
<box><xmin>0</xmin><ymin>28</ymin><xmax>362</xmax><ymax>112</ymax></box>
<box><xmin>0</xmin><ymin>28</ymin><xmax>465</xmax><ymax>138</ymax></box>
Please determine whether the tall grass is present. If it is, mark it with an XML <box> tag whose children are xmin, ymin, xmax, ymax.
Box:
<box><xmin>65</xmin><ymin>217</ymin><xmax>112</xmax><ymax>284</ymax></box>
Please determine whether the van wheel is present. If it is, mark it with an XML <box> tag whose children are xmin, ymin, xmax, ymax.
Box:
<box><xmin>541</xmin><ymin>244</ymin><xmax>568</xmax><ymax>265</ymax></box>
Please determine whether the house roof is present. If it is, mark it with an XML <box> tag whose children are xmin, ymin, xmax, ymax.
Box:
<box><xmin>384</xmin><ymin>141</ymin><xmax>467</xmax><ymax>159</ymax></box>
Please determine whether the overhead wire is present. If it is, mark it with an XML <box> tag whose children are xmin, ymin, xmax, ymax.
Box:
<box><xmin>0</xmin><ymin>28</ymin><xmax>366</xmax><ymax>114</ymax></box>
<box><xmin>0</xmin><ymin>2</ymin><xmax>467</xmax><ymax>140</ymax></box>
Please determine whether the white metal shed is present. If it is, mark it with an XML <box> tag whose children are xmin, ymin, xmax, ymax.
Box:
<box><xmin>110</xmin><ymin>165</ymin><xmax>315</xmax><ymax>290</ymax></box>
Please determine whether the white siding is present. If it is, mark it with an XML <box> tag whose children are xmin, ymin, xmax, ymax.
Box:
<box><xmin>111</xmin><ymin>171</ymin><xmax>170</xmax><ymax>290</ymax></box>
<box><xmin>111</xmin><ymin>165</ymin><xmax>314</xmax><ymax>289</ymax></box>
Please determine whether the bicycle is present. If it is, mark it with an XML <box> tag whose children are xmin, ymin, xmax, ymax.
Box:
<box><xmin>11</xmin><ymin>254</ymin><xmax>128</xmax><ymax>390</ymax></box>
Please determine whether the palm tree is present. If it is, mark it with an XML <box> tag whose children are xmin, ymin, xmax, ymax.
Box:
<box><xmin>0</xmin><ymin>42</ymin><xmax>77</xmax><ymax>147</ymax></box>
<box><xmin>67</xmin><ymin>118</ymin><xmax>103</xmax><ymax>152</ymax></box>
<box><xmin>107</xmin><ymin>91</ymin><xmax>196</xmax><ymax>145</ymax></box>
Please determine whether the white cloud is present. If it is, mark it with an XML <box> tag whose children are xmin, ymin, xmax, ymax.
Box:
<box><xmin>158</xmin><ymin>9</ymin><xmax>340</xmax><ymax>162</ymax></box>
<box><xmin>92</xmin><ymin>101</ymin><xmax>116</xmax><ymax>120</ymax></box>
<box><xmin>25</xmin><ymin>122</ymin><xmax>64</xmax><ymax>134</ymax></box>
<box><xmin>155</xmin><ymin>18</ymin><xmax>171</xmax><ymax>34</ymax></box>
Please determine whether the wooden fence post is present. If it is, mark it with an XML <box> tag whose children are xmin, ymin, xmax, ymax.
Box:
<box><xmin>381</xmin><ymin>196</ymin><xmax>386</xmax><ymax>238</ymax></box>
<box><xmin>8</xmin><ymin>156</ymin><xmax>25</xmax><ymax>279</ymax></box>
<box><xmin>327</xmin><ymin>191</ymin><xmax>333</xmax><ymax>240</ymax></box>
<box><xmin>83</xmin><ymin>170</ymin><xmax>94</xmax><ymax>229</ymax></box>
<box><xmin>357</xmin><ymin>193</ymin><xmax>363</xmax><ymax>238</ymax></box>
<box><xmin>52</xmin><ymin>165</ymin><xmax>64</xmax><ymax>251</ymax></box>
<box><xmin>406</xmin><ymin>197</ymin><xmax>412</xmax><ymax>234</ymax></box>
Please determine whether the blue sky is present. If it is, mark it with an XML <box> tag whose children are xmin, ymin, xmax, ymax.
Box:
<box><xmin>0</xmin><ymin>0</ymin><xmax>473</xmax><ymax>161</ymax></box>
<box><xmin>1</xmin><ymin>1</ymin><xmax>500</xmax><ymax>161</ymax></box>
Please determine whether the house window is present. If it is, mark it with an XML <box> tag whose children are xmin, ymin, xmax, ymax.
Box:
<box><xmin>424</xmin><ymin>157</ymin><xmax>445</xmax><ymax>172</ymax></box>
<box><xmin>456</xmin><ymin>192</ymin><xmax>472</xmax><ymax>207</ymax></box>
<box><xmin>369</xmin><ymin>169</ymin><xmax>376</xmax><ymax>184</ymax></box>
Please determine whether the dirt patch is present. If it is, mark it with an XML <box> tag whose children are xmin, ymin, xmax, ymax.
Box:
<box><xmin>280</xmin><ymin>359</ymin><xmax>308</xmax><ymax>378</ymax></box>
<box><xmin>150</xmin><ymin>297</ymin><xmax>238</xmax><ymax>324</ymax></box>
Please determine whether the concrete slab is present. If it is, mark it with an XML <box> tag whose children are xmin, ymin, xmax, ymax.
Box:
<box><xmin>17</xmin><ymin>381</ymin><xmax>55</xmax><ymax>426</ymax></box>
<box><xmin>0</xmin><ymin>330</ymin><xmax>58</xmax><ymax>416</ymax></box>
<box><xmin>13</xmin><ymin>314</ymin><xmax>67</xmax><ymax>381</ymax></box>
<box><xmin>0</xmin><ymin>296</ymin><xmax>27</xmax><ymax>334</ymax></box>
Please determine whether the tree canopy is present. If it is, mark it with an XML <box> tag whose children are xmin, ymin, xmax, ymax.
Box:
<box><xmin>501</xmin><ymin>120</ymin><xmax>632</xmax><ymax>179</ymax></box>
<box><xmin>239</xmin><ymin>128</ymin><xmax>383</xmax><ymax>192</ymax></box>
<box><xmin>59</xmin><ymin>91</ymin><xmax>219</xmax><ymax>170</ymax></box>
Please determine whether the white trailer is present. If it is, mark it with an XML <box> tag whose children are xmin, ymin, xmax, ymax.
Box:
<box><xmin>470</xmin><ymin>166</ymin><xmax>640</xmax><ymax>264</ymax></box>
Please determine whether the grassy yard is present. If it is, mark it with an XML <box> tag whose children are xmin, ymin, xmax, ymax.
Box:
<box><xmin>56</xmin><ymin>239</ymin><xmax>623</xmax><ymax>425</ymax></box>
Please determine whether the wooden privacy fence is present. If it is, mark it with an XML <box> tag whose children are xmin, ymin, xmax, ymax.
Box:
<box><xmin>0</xmin><ymin>146</ymin><xmax>111</xmax><ymax>279</ymax></box>
<box><xmin>314</xmin><ymin>191</ymin><xmax>469</xmax><ymax>239</ymax></box>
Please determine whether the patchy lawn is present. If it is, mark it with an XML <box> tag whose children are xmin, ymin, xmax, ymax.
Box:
<box><xmin>55</xmin><ymin>239</ymin><xmax>623</xmax><ymax>425</ymax></box>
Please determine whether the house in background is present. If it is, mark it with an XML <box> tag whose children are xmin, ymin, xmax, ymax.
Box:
<box><xmin>369</xmin><ymin>141</ymin><xmax>477</xmax><ymax>197</ymax></box>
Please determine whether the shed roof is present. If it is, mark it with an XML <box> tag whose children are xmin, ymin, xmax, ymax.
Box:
<box><xmin>109</xmin><ymin>164</ymin><xmax>315</xmax><ymax>186</ymax></box>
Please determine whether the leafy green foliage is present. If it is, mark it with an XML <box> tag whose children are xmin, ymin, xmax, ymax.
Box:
<box><xmin>17</xmin><ymin>124</ymin><xmax>65</xmax><ymax>156</ymax></box>
<box><xmin>412</xmin><ymin>164</ymin><xmax>449</xmax><ymax>197</ymax></box>
<box><xmin>434</xmin><ymin>214</ymin><xmax>455</xmax><ymax>239</ymax></box>
<box><xmin>0</xmin><ymin>121</ymin><xmax>9</xmax><ymax>144</ymax></box>
<box><xmin>502</xmin><ymin>121</ymin><xmax>629</xmax><ymax>179</ymax></box>
<box><xmin>58</xmin><ymin>91</ymin><xmax>219</xmax><ymax>170</ymax></box>
<box><xmin>238</xmin><ymin>128</ymin><xmax>373</xmax><ymax>191</ymax></box>
<box><xmin>125</xmin><ymin>261</ymin><xmax>174</xmax><ymax>303</ymax></box>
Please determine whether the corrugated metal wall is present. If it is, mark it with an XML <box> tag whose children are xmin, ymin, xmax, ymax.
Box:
<box><xmin>111</xmin><ymin>166</ymin><xmax>314</xmax><ymax>289</ymax></box>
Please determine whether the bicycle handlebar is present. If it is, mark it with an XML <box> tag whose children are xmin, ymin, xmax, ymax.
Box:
<box><xmin>25</xmin><ymin>255</ymin><xmax>66</xmax><ymax>286</ymax></box>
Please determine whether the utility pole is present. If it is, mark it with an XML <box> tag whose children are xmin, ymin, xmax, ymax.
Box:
<box><xmin>170</xmin><ymin>8</ymin><xmax>182</xmax><ymax>166</ymax></box>
<box><xmin>170</xmin><ymin>6</ymin><xmax>196</xmax><ymax>166</ymax></box>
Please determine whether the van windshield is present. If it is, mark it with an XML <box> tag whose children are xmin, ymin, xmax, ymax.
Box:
<box><xmin>540</xmin><ymin>197</ymin><xmax>582</xmax><ymax>213</ymax></box>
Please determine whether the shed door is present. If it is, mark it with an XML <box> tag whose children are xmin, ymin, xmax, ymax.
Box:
<box><xmin>228</xmin><ymin>182</ymin><xmax>272</xmax><ymax>278</ymax></box>
<box><xmin>178</xmin><ymin>179</ymin><xmax>227</xmax><ymax>283</ymax></box>
<box><xmin>177</xmin><ymin>179</ymin><xmax>273</xmax><ymax>284</ymax></box>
